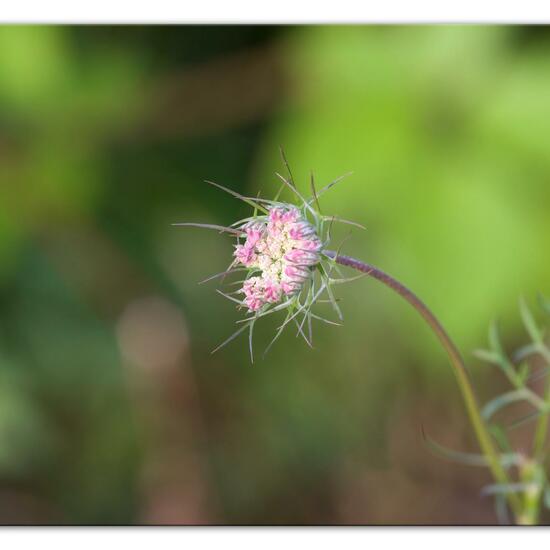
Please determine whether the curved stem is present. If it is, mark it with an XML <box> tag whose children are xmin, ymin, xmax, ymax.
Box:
<box><xmin>325</xmin><ymin>250</ymin><xmax>523</xmax><ymax>518</ymax></box>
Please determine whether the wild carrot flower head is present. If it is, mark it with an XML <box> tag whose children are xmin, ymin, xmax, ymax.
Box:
<box><xmin>175</xmin><ymin>152</ymin><xmax>364</xmax><ymax>361</ymax></box>
<box><xmin>234</xmin><ymin>205</ymin><xmax>323</xmax><ymax>311</ymax></box>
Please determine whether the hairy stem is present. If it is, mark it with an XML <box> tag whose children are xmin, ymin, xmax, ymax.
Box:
<box><xmin>325</xmin><ymin>250</ymin><xmax>523</xmax><ymax>519</ymax></box>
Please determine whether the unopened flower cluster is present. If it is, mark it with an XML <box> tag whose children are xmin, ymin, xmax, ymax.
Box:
<box><xmin>234</xmin><ymin>206</ymin><xmax>322</xmax><ymax>312</ymax></box>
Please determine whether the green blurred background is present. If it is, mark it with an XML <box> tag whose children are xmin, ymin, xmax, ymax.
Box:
<box><xmin>0</xmin><ymin>25</ymin><xmax>549</xmax><ymax>525</ymax></box>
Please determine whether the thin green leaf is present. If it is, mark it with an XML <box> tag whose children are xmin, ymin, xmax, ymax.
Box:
<box><xmin>481</xmin><ymin>482</ymin><xmax>537</xmax><ymax>496</ymax></box>
<box><xmin>328</xmin><ymin>261</ymin><xmax>345</xmax><ymax>279</ymax></box>
<box><xmin>294</xmin><ymin>316</ymin><xmax>313</xmax><ymax>348</ymax></box>
<box><xmin>249</xmin><ymin>319</ymin><xmax>255</xmax><ymax>363</ymax></box>
<box><xmin>216</xmin><ymin>289</ymin><xmax>244</xmax><ymax>306</ymax></box>
<box><xmin>221</xmin><ymin>259</ymin><xmax>242</xmax><ymax>285</ymax></box>
<box><xmin>537</xmin><ymin>293</ymin><xmax>550</xmax><ymax>317</ymax></box>
<box><xmin>524</xmin><ymin>389</ymin><xmax>549</xmax><ymax>411</ymax></box>
<box><xmin>489</xmin><ymin>424</ymin><xmax>513</xmax><ymax>453</ymax></box>
<box><xmin>235</xmin><ymin>196</ymin><xmax>286</xmax><ymax>206</ymax></box>
<box><xmin>529</xmin><ymin>366</ymin><xmax>550</xmax><ymax>383</ymax></box>
<box><xmin>329</xmin><ymin>272</ymin><xmax>368</xmax><ymax>285</ymax></box>
<box><xmin>308</xmin><ymin>172</ymin><xmax>353</xmax><ymax>202</ymax></box>
<box><xmin>263</xmin><ymin>310</ymin><xmax>293</xmax><ymax>357</ymax></box>
<box><xmin>172</xmin><ymin>222</ymin><xmax>244</xmax><ymax>236</ymax></box>
<box><xmin>310</xmin><ymin>313</ymin><xmax>343</xmax><ymax>326</ymax></box>
<box><xmin>473</xmin><ymin>349</ymin><xmax>502</xmax><ymax>364</ymax></box>
<box><xmin>487</xmin><ymin>321</ymin><xmax>520</xmax><ymax>385</ymax></box>
<box><xmin>252</xmin><ymin>190</ymin><xmax>261</xmax><ymax>218</ymax></box>
<box><xmin>507</xmin><ymin>410</ymin><xmax>545</xmax><ymax>431</ymax></box>
<box><xmin>325</xmin><ymin>216</ymin><xmax>335</xmax><ymax>246</ymax></box>
<box><xmin>199</xmin><ymin>267</ymin><xmax>246</xmax><ymax>285</ymax></box>
<box><xmin>513</xmin><ymin>343</ymin><xmax>540</xmax><ymax>363</ymax></box>
<box><xmin>212</xmin><ymin>324</ymin><xmax>250</xmax><ymax>355</ymax></box>
<box><xmin>520</xmin><ymin>296</ymin><xmax>543</xmax><ymax>344</ymax></box>
<box><xmin>296</xmin><ymin>308</ymin><xmax>309</xmax><ymax>339</ymax></box>
<box><xmin>205</xmin><ymin>180</ymin><xmax>269</xmax><ymax>214</ymax></box>
<box><xmin>275</xmin><ymin>172</ymin><xmax>317</xmax><ymax>217</ymax></box>
<box><xmin>277</xmin><ymin>288</ymin><xmax>321</xmax><ymax>332</ymax></box>
<box><xmin>236</xmin><ymin>298</ymin><xmax>296</xmax><ymax>323</ymax></box>
<box><xmin>489</xmin><ymin>320</ymin><xmax>505</xmax><ymax>355</ymax></box>
<box><xmin>273</xmin><ymin>181</ymin><xmax>286</xmax><ymax>202</ymax></box>
<box><xmin>310</xmin><ymin>171</ymin><xmax>322</xmax><ymax>213</ymax></box>
<box><xmin>482</xmin><ymin>390</ymin><xmax>531</xmax><ymax>421</ymax></box>
<box><xmin>325</xmin><ymin>283</ymin><xmax>343</xmax><ymax>321</ymax></box>
<box><xmin>230</xmin><ymin>214</ymin><xmax>268</xmax><ymax>227</ymax></box>
<box><xmin>321</xmin><ymin>215</ymin><xmax>366</xmax><ymax>230</ymax></box>
<box><xmin>279</xmin><ymin>146</ymin><xmax>296</xmax><ymax>187</ymax></box>
<box><xmin>323</xmin><ymin>233</ymin><xmax>353</xmax><ymax>280</ymax></box>
<box><xmin>516</xmin><ymin>362</ymin><xmax>531</xmax><ymax>386</ymax></box>
<box><xmin>422</xmin><ymin>428</ymin><xmax>520</xmax><ymax>468</ymax></box>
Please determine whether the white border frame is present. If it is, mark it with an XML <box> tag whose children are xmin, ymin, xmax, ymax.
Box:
<box><xmin>0</xmin><ymin>527</ymin><xmax>547</xmax><ymax>549</ymax></box>
<box><xmin>1</xmin><ymin>1</ymin><xmax>550</xmax><ymax>23</ymax></box>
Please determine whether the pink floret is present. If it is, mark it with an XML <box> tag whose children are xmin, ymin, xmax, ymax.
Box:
<box><xmin>245</xmin><ymin>225</ymin><xmax>264</xmax><ymax>247</ymax></box>
<box><xmin>281</xmin><ymin>208</ymin><xmax>300</xmax><ymax>223</ymax></box>
<box><xmin>285</xmin><ymin>249</ymin><xmax>319</xmax><ymax>266</ymax></box>
<box><xmin>281</xmin><ymin>280</ymin><xmax>301</xmax><ymax>295</ymax></box>
<box><xmin>289</xmin><ymin>221</ymin><xmax>315</xmax><ymax>240</ymax></box>
<box><xmin>245</xmin><ymin>296</ymin><xmax>264</xmax><ymax>311</ymax></box>
<box><xmin>284</xmin><ymin>265</ymin><xmax>309</xmax><ymax>281</ymax></box>
<box><xmin>242</xmin><ymin>278</ymin><xmax>266</xmax><ymax>311</ymax></box>
<box><xmin>263</xmin><ymin>280</ymin><xmax>282</xmax><ymax>303</ymax></box>
<box><xmin>234</xmin><ymin>244</ymin><xmax>256</xmax><ymax>266</ymax></box>
<box><xmin>269</xmin><ymin>208</ymin><xmax>284</xmax><ymax>223</ymax></box>
<box><xmin>284</xmin><ymin>249</ymin><xmax>304</xmax><ymax>264</ymax></box>
<box><xmin>299</xmin><ymin>239</ymin><xmax>322</xmax><ymax>251</ymax></box>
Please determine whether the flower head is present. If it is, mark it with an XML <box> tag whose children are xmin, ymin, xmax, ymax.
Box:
<box><xmin>176</xmin><ymin>155</ymin><xmax>363</xmax><ymax>361</ymax></box>
<box><xmin>232</xmin><ymin>205</ymin><xmax>323</xmax><ymax>311</ymax></box>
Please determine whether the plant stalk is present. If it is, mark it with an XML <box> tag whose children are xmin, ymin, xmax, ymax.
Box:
<box><xmin>532</xmin><ymin>347</ymin><xmax>550</xmax><ymax>460</ymax></box>
<box><xmin>325</xmin><ymin>250</ymin><xmax>523</xmax><ymax>519</ymax></box>
<box><xmin>517</xmin><ymin>460</ymin><xmax>543</xmax><ymax>525</ymax></box>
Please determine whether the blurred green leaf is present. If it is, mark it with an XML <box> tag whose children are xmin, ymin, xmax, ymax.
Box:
<box><xmin>519</xmin><ymin>297</ymin><xmax>543</xmax><ymax>344</ymax></box>
<box><xmin>0</xmin><ymin>361</ymin><xmax>56</xmax><ymax>478</ymax></box>
<box><xmin>538</xmin><ymin>294</ymin><xmax>550</xmax><ymax>317</ymax></box>
<box><xmin>482</xmin><ymin>389</ymin><xmax>531</xmax><ymax>421</ymax></box>
<box><xmin>423</xmin><ymin>428</ymin><xmax>520</xmax><ymax>468</ymax></box>
<box><xmin>481</xmin><ymin>482</ymin><xmax>536</xmax><ymax>496</ymax></box>
<box><xmin>0</xmin><ymin>26</ymin><xmax>71</xmax><ymax>113</ymax></box>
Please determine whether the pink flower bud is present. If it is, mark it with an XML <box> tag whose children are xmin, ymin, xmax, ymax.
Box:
<box><xmin>281</xmin><ymin>207</ymin><xmax>300</xmax><ymax>223</ymax></box>
<box><xmin>284</xmin><ymin>249</ymin><xmax>305</xmax><ymax>264</ymax></box>
<box><xmin>281</xmin><ymin>281</ymin><xmax>301</xmax><ymax>295</ymax></box>
<box><xmin>269</xmin><ymin>208</ymin><xmax>284</xmax><ymax>223</ymax></box>
<box><xmin>245</xmin><ymin>296</ymin><xmax>264</xmax><ymax>311</ymax></box>
<box><xmin>245</xmin><ymin>223</ymin><xmax>264</xmax><ymax>247</ymax></box>
<box><xmin>234</xmin><ymin>244</ymin><xmax>256</xmax><ymax>266</ymax></box>
<box><xmin>289</xmin><ymin>221</ymin><xmax>316</xmax><ymax>240</ymax></box>
<box><xmin>284</xmin><ymin>265</ymin><xmax>309</xmax><ymax>281</ymax></box>
<box><xmin>285</xmin><ymin>249</ymin><xmax>319</xmax><ymax>266</ymax></box>
<box><xmin>242</xmin><ymin>277</ymin><xmax>267</xmax><ymax>311</ymax></box>
<box><xmin>299</xmin><ymin>239</ymin><xmax>322</xmax><ymax>252</ymax></box>
<box><xmin>264</xmin><ymin>280</ymin><xmax>282</xmax><ymax>303</ymax></box>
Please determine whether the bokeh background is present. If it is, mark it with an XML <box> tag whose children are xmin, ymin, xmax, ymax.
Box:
<box><xmin>0</xmin><ymin>25</ymin><xmax>549</xmax><ymax>525</ymax></box>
